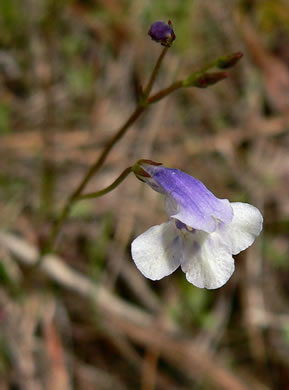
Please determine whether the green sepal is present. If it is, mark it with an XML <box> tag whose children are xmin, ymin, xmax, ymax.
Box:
<box><xmin>183</xmin><ymin>71</ymin><xmax>228</xmax><ymax>88</ymax></box>
<box><xmin>132</xmin><ymin>159</ymin><xmax>162</xmax><ymax>180</ymax></box>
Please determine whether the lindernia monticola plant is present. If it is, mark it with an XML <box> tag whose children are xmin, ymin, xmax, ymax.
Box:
<box><xmin>43</xmin><ymin>18</ymin><xmax>256</xmax><ymax>289</ymax></box>
<box><xmin>131</xmin><ymin>160</ymin><xmax>263</xmax><ymax>289</ymax></box>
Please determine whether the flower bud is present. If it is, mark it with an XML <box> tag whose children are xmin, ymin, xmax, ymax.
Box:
<box><xmin>183</xmin><ymin>71</ymin><xmax>228</xmax><ymax>88</ymax></box>
<box><xmin>216</xmin><ymin>52</ymin><xmax>243</xmax><ymax>69</ymax></box>
<box><xmin>148</xmin><ymin>21</ymin><xmax>176</xmax><ymax>47</ymax></box>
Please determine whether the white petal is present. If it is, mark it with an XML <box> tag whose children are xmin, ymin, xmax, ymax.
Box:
<box><xmin>131</xmin><ymin>220</ymin><xmax>182</xmax><ymax>281</ymax></box>
<box><xmin>217</xmin><ymin>202</ymin><xmax>263</xmax><ymax>255</ymax></box>
<box><xmin>181</xmin><ymin>230</ymin><xmax>235</xmax><ymax>289</ymax></box>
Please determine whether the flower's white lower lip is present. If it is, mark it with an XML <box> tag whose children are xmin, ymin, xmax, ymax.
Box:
<box><xmin>131</xmin><ymin>202</ymin><xmax>263</xmax><ymax>289</ymax></box>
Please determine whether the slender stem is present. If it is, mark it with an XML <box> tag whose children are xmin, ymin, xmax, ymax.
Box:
<box><xmin>45</xmin><ymin>49</ymin><xmax>239</xmax><ymax>253</ymax></box>
<box><xmin>44</xmin><ymin>46</ymin><xmax>171</xmax><ymax>254</ymax></box>
<box><xmin>71</xmin><ymin>105</ymin><xmax>144</xmax><ymax>197</ymax></box>
<box><xmin>45</xmin><ymin>106</ymin><xmax>144</xmax><ymax>253</ymax></box>
<box><xmin>147</xmin><ymin>80</ymin><xmax>183</xmax><ymax>104</ymax></box>
<box><xmin>143</xmin><ymin>47</ymin><xmax>168</xmax><ymax>99</ymax></box>
<box><xmin>77</xmin><ymin>167</ymin><xmax>132</xmax><ymax>200</ymax></box>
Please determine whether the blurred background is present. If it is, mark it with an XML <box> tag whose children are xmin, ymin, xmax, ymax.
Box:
<box><xmin>0</xmin><ymin>0</ymin><xmax>289</xmax><ymax>389</ymax></box>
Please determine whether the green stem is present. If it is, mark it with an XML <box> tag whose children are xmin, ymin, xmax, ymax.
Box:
<box><xmin>147</xmin><ymin>80</ymin><xmax>183</xmax><ymax>104</ymax></box>
<box><xmin>142</xmin><ymin>46</ymin><xmax>168</xmax><ymax>99</ymax></box>
<box><xmin>43</xmin><ymin>47</ymin><xmax>175</xmax><ymax>254</ymax></box>
<box><xmin>71</xmin><ymin>105</ymin><xmax>145</xmax><ymax>196</ymax></box>
<box><xmin>77</xmin><ymin>167</ymin><xmax>132</xmax><ymax>200</ymax></box>
<box><xmin>45</xmin><ymin>105</ymin><xmax>144</xmax><ymax>253</ymax></box>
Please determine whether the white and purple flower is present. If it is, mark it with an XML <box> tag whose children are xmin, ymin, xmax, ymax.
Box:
<box><xmin>131</xmin><ymin>161</ymin><xmax>263</xmax><ymax>289</ymax></box>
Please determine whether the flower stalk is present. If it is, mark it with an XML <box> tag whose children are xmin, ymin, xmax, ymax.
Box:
<box><xmin>43</xmin><ymin>21</ymin><xmax>243</xmax><ymax>256</ymax></box>
<box><xmin>142</xmin><ymin>46</ymin><xmax>169</xmax><ymax>100</ymax></box>
<box><xmin>44</xmin><ymin>105</ymin><xmax>145</xmax><ymax>253</ymax></box>
<box><xmin>77</xmin><ymin>167</ymin><xmax>132</xmax><ymax>200</ymax></box>
<box><xmin>44</xmin><ymin>45</ymin><xmax>170</xmax><ymax>254</ymax></box>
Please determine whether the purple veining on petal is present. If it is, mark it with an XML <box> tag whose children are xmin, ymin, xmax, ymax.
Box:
<box><xmin>191</xmin><ymin>241</ymin><xmax>201</xmax><ymax>254</ymax></box>
<box><xmin>217</xmin><ymin>221</ymin><xmax>226</xmax><ymax>231</ymax></box>
<box><xmin>142</xmin><ymin>165</ymin><xmax>233</xmax><ymax>233</ymax></box>
<box><xmin>172</xmin><ymin>235</ymin><xmax>181</xmax><ymax>248</ymax></box>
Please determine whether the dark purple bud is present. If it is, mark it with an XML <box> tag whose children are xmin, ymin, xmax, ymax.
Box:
<box><xmin>183</xmin><ymin>71</ymin><xmax>228</xmax><ymax>88</ymax></box>
<box><xmin>216</xmin><ymin>52</ymin><xmax>243</xmax><ymax>69</ymax></box>
<box><xmin>148</xmin><ymin>21</ymin><xmax>176</xmax><ymax>47</ymax></box>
